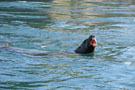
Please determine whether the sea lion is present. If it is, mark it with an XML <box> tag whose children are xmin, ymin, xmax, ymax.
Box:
<box><xmin>75</xmin><ymin>35</ymin><xmax>96</xmax><ymax>53</ymax></box>
<box><xmin>0</xmin><ymin>35</ymin><xmax>96</xmax><ymax>55</ymax></box>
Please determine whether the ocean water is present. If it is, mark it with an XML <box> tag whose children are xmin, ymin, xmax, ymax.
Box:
<box><xmin>1</xmin><ymin>0</ymin><xmax>135</xmax><ymax>90</ymax></box>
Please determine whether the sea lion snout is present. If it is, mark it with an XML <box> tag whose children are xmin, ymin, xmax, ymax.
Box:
<box><xmin>89</xmin><ymin>35</ymin><xmax>96</xmax><ymax>47</ymax></box>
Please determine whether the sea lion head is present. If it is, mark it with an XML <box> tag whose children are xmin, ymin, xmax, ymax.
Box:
<box><xmin>75</xmin><ymin>35</ymin><xmax>96</xmax><ymax>53</ymax></box>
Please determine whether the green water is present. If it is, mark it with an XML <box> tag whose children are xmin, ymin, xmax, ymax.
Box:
<box><xmin>1</xmin><ymin>0</ymin><xmax>135</xmax><ymax>90</ymax></box>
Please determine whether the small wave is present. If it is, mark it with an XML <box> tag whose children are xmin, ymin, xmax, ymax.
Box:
<box><xmin>124</xmin><ymin>62</ymin><xmax>131</xmax><ymax>66</ymax></box>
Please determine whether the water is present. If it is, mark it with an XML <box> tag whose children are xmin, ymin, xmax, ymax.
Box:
<box><xmin>0</xmin><ymin>0</ymin><xmax>135</xmax><ymax>90</ymax></box>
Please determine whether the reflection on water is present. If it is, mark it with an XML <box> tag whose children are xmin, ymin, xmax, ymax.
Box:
<box><xmin>1</xmin><ymin>0</ymin><xmax>135</xmax><ymax>90</ymax></box>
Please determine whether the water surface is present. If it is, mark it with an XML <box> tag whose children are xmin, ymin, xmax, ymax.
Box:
<box><xmin>1</xmin><ymin>0</ymin><xmax>135</xmax><ymax>90</ymax></box>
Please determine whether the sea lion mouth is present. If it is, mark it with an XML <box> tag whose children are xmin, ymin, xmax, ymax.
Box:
<box><xmin>89</xmin><ymin>36</ymin><xmax>96</xmax><ymax>47</ymax></box>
